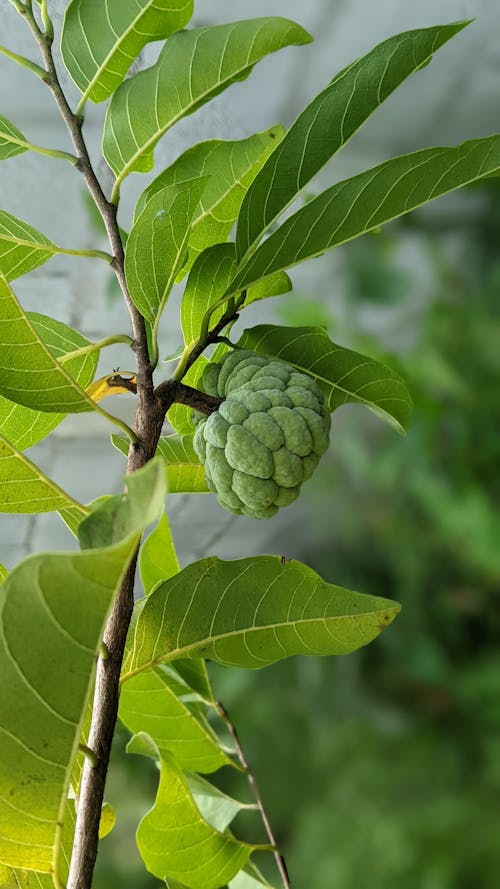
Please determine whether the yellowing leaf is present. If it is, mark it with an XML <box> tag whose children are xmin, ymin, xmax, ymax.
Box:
<box><xmin>86</xmin><ymin>372</ymin><xmax>137</xmax><ymax>401</ymax></box>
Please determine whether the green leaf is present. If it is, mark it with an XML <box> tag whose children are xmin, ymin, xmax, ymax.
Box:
<box><xmin>78</xmin><ymin>458</ymin><xmax>166</xmax><ymax>549</ymax></box>
<box><xmin>61</xmin><ymin>0</ymin><xmax>193</xmax><ymax>107</ymax></box>
<box><xmin>237</xmin><ymin>324</ymin><xmax>412</xmax><ymax>433</ymax></box>
<box><xmin>167</xmin><ymin>357</ymin><xmax>209</xmax><ymax>434</ymax></box>
<box><xmin>102</xmin><ymin>18</ymin><xmax>311</xmax><ymax>190</ymax></box>
<box><xmin>134</xmin><ymin>128</ymin><xmax>284</xmax><ymax>274</ymax></box>
<box><xmin>229</xmin><ymin>863</ymin><xmax>275</xmax><ymax>888</ymax></box>
<box><xmin>181</xmin><ymin>243</ymin><xmax>238</xmax><ymax>344</ymax></box>
<box><xmin>229</xmin><ymin>134</ymin><xmax>500</xmax><ymax>294</ymax></box>
<box><xmin>119</xmin><ymin>665</ymin><xmax>233</xmax><ymax>773</ymax></box>
<box><xmin>139</xmin><ymin>512</ymin><xmax>180</xmax><ymax>595</ymax></box>
<box><xmin>112</xmin><ymin>432</ymin><xmax>208</xmax><ymax>493</ymax></box>
<box><xmin>123</xmin><ymin>556</ymin><xmax>400</xmax><ymax>676</ymax></box>
<box><xmin>186</xmin><ymin>774</ymin><xmax>254</xmax><ymax>831</ymax></box>
<box><xmin>236</xmin><ymin>21</ymin><xmax>470</xmax><ymax>259</ymax></box>
<box><xmin>99</xmin><ymin>802</ymin><xmax>116</xmax><ymax>840</ymax></box>
<box><xmin>0</xmin><ymin>801</ymin><xmax>76</xmax><ymax>887</ymax></box>
<box><xmin>0</xmin><ymin>563</ymin><xmax>7</xmax><ymax>584</ymax></box>
<box><xmin>245</xmin><ymin>270</ymin><xmax>292</xmax><ymax>305</ymax></box>
<box><xmin>0</xmin><ymin>209</ymin><xmax>57</xmax><ymax>280</ymax></box>
<box><xmin>0</xmin><ymin>432</ymin><xmax>85</xmax><ymax>513</ymax></box>
<box><xmin>0</xmin><ymin>115</ymin><xmax>29</xmax><ymax>161</ymax></box>
<box><xmin>125</xmin><ymin>179</ymin><xmax>208</xmax><ymax>344</ymax></box>
<box><xmin>128</xmin><ymin>733</ymin><xmax>253</xmax><ymax>888</ymax></box>
<box><xmin>0</xmin><ymin>313</ymin><xmax>99</xmax><ymax>450</ymax></box>
<box><xmin>0</xmin><ymin>274</ymin><xmax>97</xmax><ymax>413</ymax></box>
<box><xmin>0</xmin><ymin>460</ymin><xmax>165</xmax><ymax>872</ymax></box>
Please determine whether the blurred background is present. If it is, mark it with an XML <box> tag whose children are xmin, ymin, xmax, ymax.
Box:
<box><xmin>1</xmin><ymin>0</ymin><xmax>499</xmax><ymax>887</ymax></box>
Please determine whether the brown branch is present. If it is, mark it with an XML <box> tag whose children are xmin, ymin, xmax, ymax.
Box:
<box><xmin>15</xmin><ymin>9</ymin><xmax>163</xmax><ymax>889</ymax></box>
<box><xmin>215</xmin><ymin>701</ymin><xmax>292</xmax><ymax>889</ymax></box>
<box><xmin>156</xmin><ymin>379</ymin><xmax>223</xmax><ymax>417</ymax></box>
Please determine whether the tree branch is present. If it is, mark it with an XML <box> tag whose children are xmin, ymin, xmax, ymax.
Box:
<box><xmin>215</xmin><ymin>701</ymin><xmax>291</xmax><ymax>889</ymax></box>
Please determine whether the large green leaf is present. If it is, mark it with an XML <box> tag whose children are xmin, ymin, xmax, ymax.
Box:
<box><xmin>102</xmin><ymin>18</ymin><xmax>311</xmax><ymax>190</ymax></box>
<box><xmin>61</xmin><ymin>0</ymin><xmax>193</xmax><ymax>106</ymax></box>
<box><xmin>0</xmin><ymin>313</ymin><xmax>98</xmax><ymax>450</ymax></box>
<box><xmin>125</xmin><ymin>179</ymin><xmax>208</xmax><ymax>342</ymax></box>
<box><xmin>237</xmin><ymin>324</ymin><xmax>412</xmax><ymax>433</ymax></box>
<box><xmin>0</xmin><ymin>459</ymin><xmax>165</xmax><ymax>873</ymax></box>
<box><xmin>0</xmin><ymin>210</ymin><xmax>57</xmax><ymax>280</ymax></box>
<box><xmin>228</xmin><ymin>135</ymin><xmax>500</xmax><ymax>295</ymax></box>
<box><xmin>128</xmin><ymin>733</ymin><xmax>254</xmax><ymax>888</ymax></box>
<box><xmin>134</xmin><ymin>128</ymin><xmax>284</xmax><ymax>274</ymax></box>
<box><xmin>0</xmin><ymin>802</ymin><xmax>75</xmax><ymax>887</ymax></box>
<box><xmin>139</xmin><ymin>511</ymin><xmax>180</xmax><ymax>594</ymax></box>
<box><xmin>236</xmin><ymin>21</ymin><xmax>469</xmax><ymax>260</ymax></box>
<box><xmin>0</xmin><ymin>274</ymin><xmax>96</xmax><ymax>413</ymax></box>
<box><xmin>0</xmin><ymin>115</ymin><xmax>29</xmax><ymax>161</ymax></box>
<box><xmin>119</xmin><ymin>665</ymin><xmax>234</xmax><ymax>773</ymax></box>
<box><xmin>123</xmin><ymin>556</ymin><xmax>400</xmax><ymax>677</ymax></box>
<box><xmin>0</xmin><ymin>432</ymin><xmax>85</xmax><ymax>513</ymax></box>
<box><xmin>112</xmin><ymin>432</ymin><xmax>208</xmax><ymax>493</ymax></box>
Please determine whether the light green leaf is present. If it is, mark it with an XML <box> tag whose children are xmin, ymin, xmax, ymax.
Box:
<box><xmin>229</xmin><ymin>863</ymin><xmax>274</xmax><ymax>888</ymax></box>
<box><xmin>228</xmin><ymin>134</ymin><xmax>500</xmax><ymax>294</ymax></box>
<box><xmin>0</xmin><ymin>461</ymin><xmax>164</xmax><ymax>872</ymax></box>
<box><xmin>128</xmin><ymin>733</ymin><xmax>253</xmax><ymax>888</ymax></box>
<box><xmin>123</xmin><ymin>556</ymin><xmax>400</xmax><ymax>677</ymax></box>
<box><xmin>125</xmin><ymin>179</ymin><xmax>208</xmax><ymax>345</ymax></box>
<box><xmin>245</xmin><ymin>270</ymin><xmax>292</xmax><ymax>305</ymax></box>
<box><xmin>186</xmin><ymin>774</ymin><xmax>254</xmax><ymax>832</ymax></box>
<box><xmin>119</xmin><ymin>665</ymin><xmax>233</xmax><ymax>773</ymax></box>
<box><xmin>236</xmin><ymin>21</ymin><xmax>470</xmax><ymax>259</ymax></box>
<box><xmin>0</xmin><ymin>313</ymin><xmax>99</xmax><ymax>450</ymax></box>
<box><xmin>0</xmin><ymin>801</ymin><xmax>76</xmax><ymax>887</ymax></box>
<box><xmin>78</xmin><ymin>458</ymin><xmax>166</xmax><ymax>549</ymax></box>
<box><xmin>0</xmin><ymin>115</ymin><xmax>29</xmax><ymax>161</ymax></box>
<box><xmin>0</xmin><ymin>210</ymin><xmax>56</xmax><ymax>280</ymax></box>
<box><xmin>0</xmin><ymin>274</ymin><xmax>96</xmax><ymax>413</ymax></box>
<box><xmin>139</xmin><ymin>512</ymin><xmax>180</xmax><ymax>595</ymax></box>
<box><xmin>99</xmin><ymin>802</ymin><xmax>116</xmax><ymax>840</ymax></box>
<box><xmin>181</xmin><ymin>243</ymin><xmax>238</xmax><ymax>344</ymax></box>
<box><xmin>0</xmin><ymin>563</ymin><xmax>7</xmax><ymax>584</ymax></box>
<box><xmin>112</xmin><ymin>432</ymin><xmax>208</xmax><ymax>493</ymax></box>
<box><xmin>134</xmin><ymin>128</ymin><xmax>284</xmax><ymax>274</ymax></box>
<box><xmin>0</xmin><ymin>432</ymin><xmax>86</xmax><ymax>513</ymax></box>
<box><xmin>237</xmin><ymin>324</ymin><xmax>412</xmax><ymax>433</ymax></box>
<box><xmin>102</xmin><ymin>18</ymin><xmax>311</xmax><ymax>191</ymax></box>
<box><xmin>61</xmin><ymin>0</ymin><xmax>193</xmax><ymax>107</ymax></box>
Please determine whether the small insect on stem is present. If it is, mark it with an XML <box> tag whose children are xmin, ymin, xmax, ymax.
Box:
<box><xmin>280</xmin><ymin>555</ymin><xmax>291</xmax><ymax>567</ymax></box>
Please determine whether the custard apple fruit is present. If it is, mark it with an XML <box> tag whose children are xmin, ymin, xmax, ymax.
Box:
<box><xmin>192</xmin><ymin>349</ymin><xmax>331</xmax><ymax>519</ymax></box>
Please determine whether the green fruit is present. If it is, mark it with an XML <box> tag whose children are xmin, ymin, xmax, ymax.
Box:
<box><xmin>192</xmin><ymin>349</ymin><xmax>331</xmax><ymax>518</ymax></box>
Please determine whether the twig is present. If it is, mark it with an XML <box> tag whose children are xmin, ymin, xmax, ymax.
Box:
<box><xmin>215</xmin><ymin>701</ymin><xmax>292</xmax><ymax>889</ymax></box>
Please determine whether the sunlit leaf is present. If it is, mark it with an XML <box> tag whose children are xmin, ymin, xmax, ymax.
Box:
<box><xmin>0</xmin><ymin>432</ymin><xmax>85</xmax><ymax>514</ymax></box>
<box><xmin>236</xmin><ymin>21</ymin><xmax>470</xmax><ymax>259</ymax></box>
<box><xmin>180</xmin><ymin>244</ymin><xmax>238</xmax><ymax>344</ymax></box>
<box><xmin>123</xmin><ymin>556</ymin><xmax>400</xmax><ymax>677</ymax></box>
<box><xmin>0</xmin><ymin>459</ymin><xmax>165</xmax><ymax>872</ymax></box>
<box><xmin>187</xmin><ymin>774</ymin><xmax>255</xmax><ymax>831</ymax></box>
<box><xmin>139</xmin><ymin>511</ymin><xmax>180</xmax><ymax>594</ymax></box>
<box><xmin>61</xmin><ymin>0</ymin><xmax>193</xmax><ymax>105</ymax></box>
<box><xmin>237</xmin><ymin>324</ymin><xmax>412</xmax><ymax>433</ymax></box>
<box><xmin>112</xmin><ymin>432</ymin><xmax>208</xmax><ymax>494</ymax></box>
<box><xmin>103</xmin><ymin>18</ymin><xmax>311</xmax><ymax>188</ymax></box>
<box><xmin>119</xmin><ymin>664</ymin><xmax>233</xmax><ymax>773</ymax></box>
<box><xmin>0</xmin><ymin>115</ymin><xmax>29</xmax><ymax>161</ymax></box>
<box><xmin>0</xmin><ymin>210</ymin><xmax>57</xmax><ymax>280</ymax></box>
<box><xmin>128</xmin><ymin>733</ymin><xmax>254</xmax><ymax>888</ymax></box>
<box><xmin>134</xmin><ymin>128</ymin><xmax>284</xmax><ymax>274</ymax></box>
<box><xmin>228</xmin><ymin>135</ymin><xmax>500</xmax><ymax>295</ymax></box>
<box><xmin>125</xmin><ymin>179</ymin><xmax>208</xmax><ymax>337</ymax></box>
<box><xmin>0</xmin><ymin>274</ymin><xmax>97</xmax><ymax>413</ymax></box>
<box><xmin>0</xmin><ymin>563</ymin><xmax>7</xmax><ymax>584</ymax></box>
<box><xmin>0</xmin><ymin>801</ymin><xmax>76</xmax><ymax>887</ymax></box>
<box><xmin>0</xmin><ymin>313</ymin><xmax>99</xmax><ymax>450</ymax></box>
<box><xmin>99</xmin><ymin>802</ymin><xmax>116</xmax><ymax>840</ymax></box>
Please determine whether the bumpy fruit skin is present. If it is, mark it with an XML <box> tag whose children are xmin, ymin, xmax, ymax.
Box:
<box><xmin>192</xmin><ymin>350</ymin><xmax>331</xmax><ymax>519</ymax></box>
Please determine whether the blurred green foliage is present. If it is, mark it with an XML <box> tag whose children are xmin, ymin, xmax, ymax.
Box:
<box><xmin>95</xmin><ymin>185</ymin><xmax>500</xmax><ymax>888</ymax></box>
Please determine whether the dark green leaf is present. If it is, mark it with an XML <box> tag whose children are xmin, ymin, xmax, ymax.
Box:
<box><xmin>102</xmin><ymin>18</ymin><xmax>311</xmax><ymax>189</ymax></box>
<box><xmin>236</xmin><ymin>21</ymin><xmax>470</xmax><ymax>259</ymax></box>
<box><xmin>228</xmin><ymin>135</ymin><xmax>500</xmax><ymax>294</ymax></box>
<box><xmin>237</xmin><ymin>324</ymin><xmax>412</xmax><ymax>433</ymax></box>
